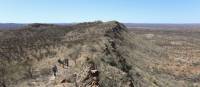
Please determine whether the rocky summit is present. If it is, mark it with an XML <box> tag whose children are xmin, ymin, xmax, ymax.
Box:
<box><xmin>0</xmin><ymin>21</ymin><xmax>199</xmax><ymax>87</ymax></box>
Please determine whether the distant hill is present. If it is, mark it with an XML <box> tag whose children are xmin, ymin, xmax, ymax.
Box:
<box><xmin>124</xmin><ymin>23</ymin><xmax>200</xmax><ymax>30</ymax></box>
<box><xmin>0</xmin><ymin>23</ymin><xmax>26</xmax><ymax>30</ymax></box>
<box><xmin>0</xmin><ymin>23</ymin><xmax>75</xmax><ymax>30</ymax></box>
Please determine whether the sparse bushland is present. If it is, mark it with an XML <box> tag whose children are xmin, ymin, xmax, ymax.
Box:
<box><xmin>130</xmin><ymin>27</ymin><xmax>200</xmax><ymax>86</ymax></box>
<box><xmin>1</xmin><ymin>21</ymin><xmax>200</xmax><ymax>87</ymax></box>
<box><xmin>0</xmin><ymin>24</ymin><xmax>75</xmax><ymax>86</ymax></box>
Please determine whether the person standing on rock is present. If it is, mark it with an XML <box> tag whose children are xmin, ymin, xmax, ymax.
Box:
<box><xmin>90</xmin><ymin>69</ymin><xmax>100</xmax><ymax>87</ymax></box>
<box><xmin>64</xmin><ymin>58</ymin><xmax>69</xmax><ymax>67</ymax></box>
<box><xmin>52</xmin><ymin>65</ymin><xmax>58</xmax><ymax>77</ymax></box>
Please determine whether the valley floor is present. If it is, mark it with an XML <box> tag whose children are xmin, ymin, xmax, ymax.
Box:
<box><xmin>130</xmin><ymin>28</ymin><xmax>200</xmax><ymax>85</ymax></box>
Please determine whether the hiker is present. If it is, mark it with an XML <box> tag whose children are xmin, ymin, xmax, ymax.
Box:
<box><xmin>63</xmin><ymin>58</ymin><xmax>69</xmax><ymax>67</ymax></box>
<box><xmin>52</xmin><ymin>65</ymin><xmax>58</xmax><ymax>77</ymax></box>
<box><xmin>90</xmin><ymin>69</ymin><xmax>99</xmax><ymax>86</ymax></box>
<box><xmin>58</xmin><ymin>59</ymin><xmax>64</xmax><ymax>68</ymax></box>
<box><xmin>88</xmin><ymin>63</ymin><xmax>100</xmax><ymax>87</ymax></box>
<box><xmin>90</xmin><ymin>69</ymin><xmax>99</xmax><ymax>78</ymax></box>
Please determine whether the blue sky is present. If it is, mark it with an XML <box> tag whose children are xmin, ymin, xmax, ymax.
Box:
<box><xmin>0</xmin><ymin>0</ymin><xmax>199</xmax><ymax>23</ymax></box>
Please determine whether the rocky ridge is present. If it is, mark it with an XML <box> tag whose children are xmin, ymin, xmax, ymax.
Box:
<box><xmin>1</xmin><ymin>21</ymin><xmax>196</xmax><ymax>87</ymax></box>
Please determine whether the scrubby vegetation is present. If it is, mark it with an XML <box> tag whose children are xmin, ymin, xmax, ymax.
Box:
<box><xmin>130</xmin><ymin>27</ymin><xmax>200</xmax><ymax>86</ymax></box>
<box><xmin>0</xmin><ymin>24</ymin><xmax>74</xmax><ymax>86</ymax></box>
<box><xmin>1</xmin><ymin>21</ymin><xmax>200</xmax><ymax>87</ymax></box>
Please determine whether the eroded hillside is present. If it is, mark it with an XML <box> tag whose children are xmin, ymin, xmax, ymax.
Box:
<box><xmin>0</xmin><ymin>21</ymin><xmax>199</xmax><ymax>87</ymax></box>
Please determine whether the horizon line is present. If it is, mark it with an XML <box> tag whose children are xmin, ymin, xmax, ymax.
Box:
<box><xmin>0</xmin><ymin>21</ymin><xmax>200</xmax><ymax>24</ymax></box>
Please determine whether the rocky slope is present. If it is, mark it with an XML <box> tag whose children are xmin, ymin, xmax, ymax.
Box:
<box><xmin>0</xmin><ymin>21</ymin><xmax>199</xmax><ymax>87</ymax></box>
